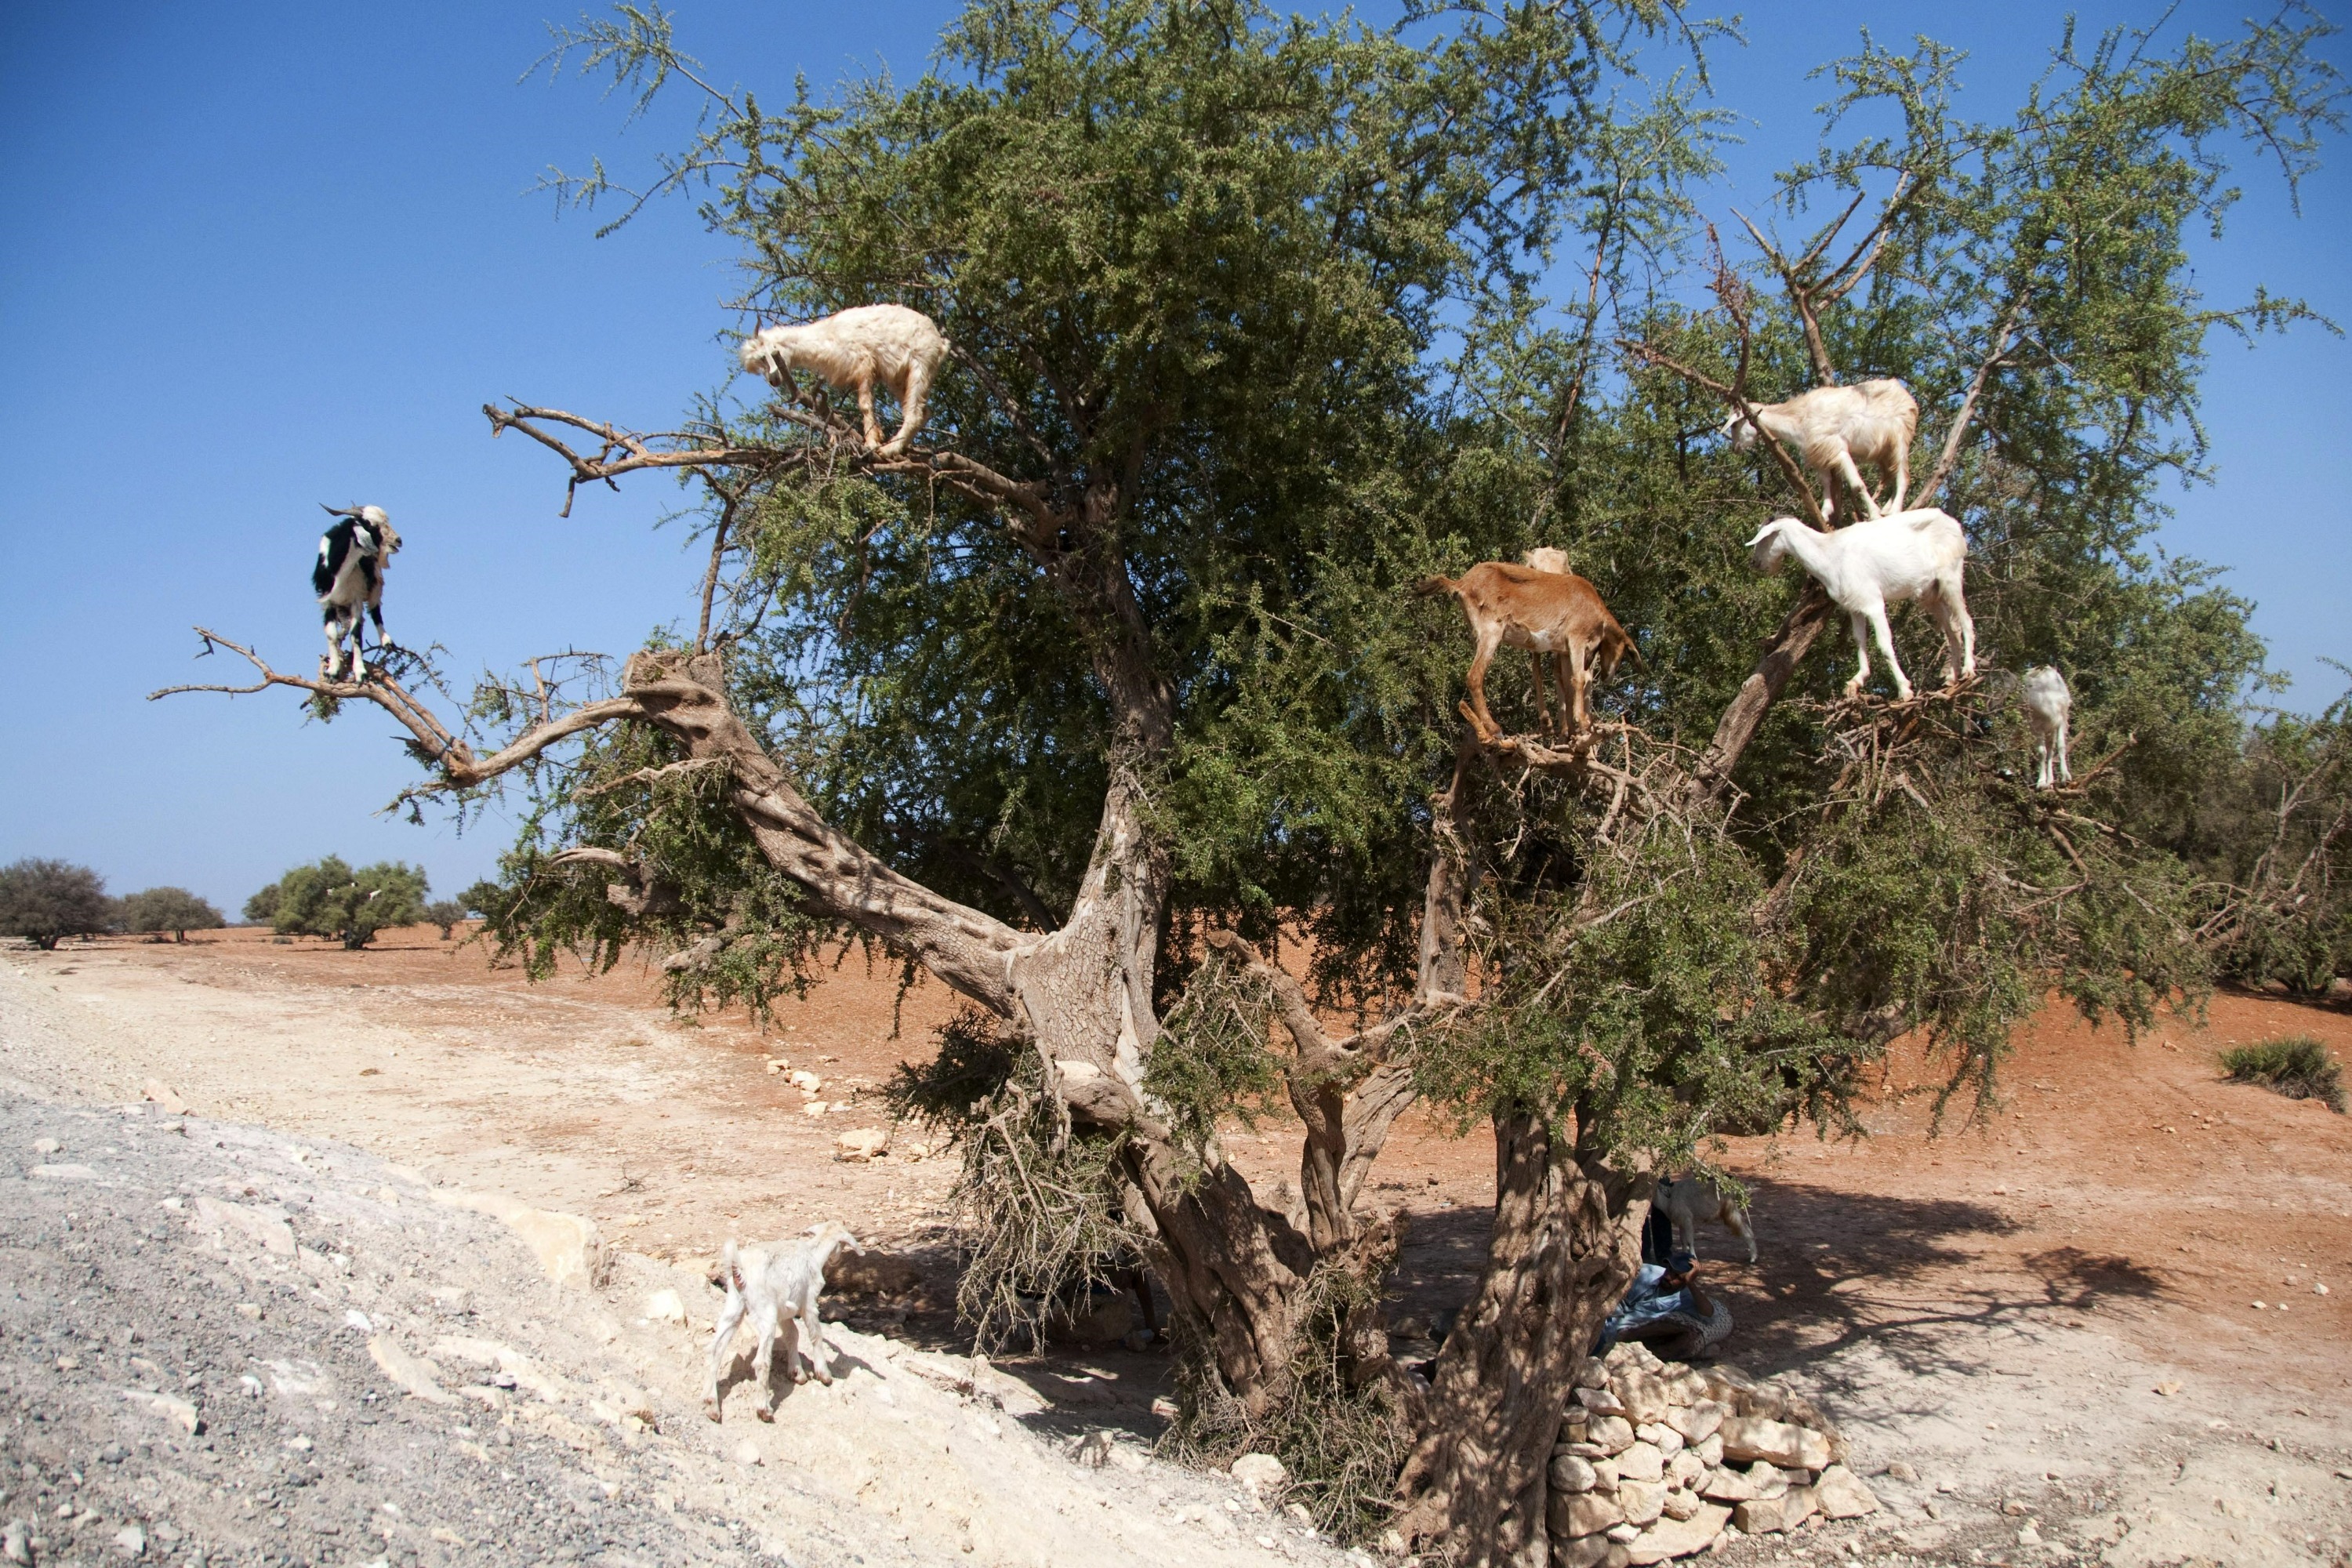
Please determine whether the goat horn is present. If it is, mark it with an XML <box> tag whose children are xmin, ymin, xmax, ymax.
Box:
<box><xmin>318</xmin><ymin>503</ymin><xmax>364</xmax><ymax>519</ymax></box>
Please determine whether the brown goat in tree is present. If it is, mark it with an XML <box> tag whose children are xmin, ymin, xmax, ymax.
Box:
<box><xmin>1417</xmin><ymin>561</ymin><xmax>1645</xmax><ymax>740</ymax></box>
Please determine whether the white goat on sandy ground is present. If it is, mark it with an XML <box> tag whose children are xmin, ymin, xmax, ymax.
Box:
<box><xmin>706</xmin><ymin>1221</ymin><xmax>859</xmax><ymax>1421</ymax></box>
<box><xmin>1654</xmin><ymin>1174</ymin><xmax>1756</xmax><ymax>1264</ymax></box>
<box><xmin>2023</xmin><ymin>665</ymin><xmax>2073</xmax><ymax>788</ymax></box>
<box><xmin>738</xmin><ymin>304</ymin><xmax>949</xmax><ymax>456</ymax></box>
<box><xmin>1748</xmin><ymin>508</ymin><xmax>1975</xmax><ymax>702</ymax></box>
<box><xmin>1723</xmin><ymin>379</ymin><xmax>1918</xmax><ymax>524</ymax></box>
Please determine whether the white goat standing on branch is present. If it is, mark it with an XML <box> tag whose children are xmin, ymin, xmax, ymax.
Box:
<box><xmin>738</xmin><ymin>304</ymin><xmax>949</xmax><ymax>456</ymax></box>
<box><xmin>313</xmin><ymin>504</ymin><xmax>401</xmax><ymax>681</ymax></box>
<box><xmin>1723</xmin><ymin>379</ymin><xmax>1918</xmax><ymax>524</ymax></box>
<box><xmin>1747</xmin><ymin>508</ymin><xmax>1974</xmax><ymax>702</ymax></box>
<box><xmin>2023</xmin><ymin>665</ymin><xmax>2073</xmax><ymax>788</ymax></box>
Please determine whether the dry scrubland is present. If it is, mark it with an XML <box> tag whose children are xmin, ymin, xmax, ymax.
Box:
<box><xmin>2</xmin><ymin>927</ymin><xmax>2350</xmax><ymax>1566</ymax></box>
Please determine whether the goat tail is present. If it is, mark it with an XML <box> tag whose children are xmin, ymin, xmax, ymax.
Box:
<box><xmin>1411</xmin><ymin>574</ymin><xmax>1458</xmax><ymax>600</ymax></box>
<box><xmin>714</xmin><ymin>1238</ymin><xmax>739</xmax><ymax>1291</ymax></box>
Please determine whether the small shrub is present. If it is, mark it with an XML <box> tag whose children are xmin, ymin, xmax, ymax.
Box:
<box><xmin>2220</xmin><ymin>1035</ymin><xmax>2346</xmax><ymax>1113</ymax></box>
<box><xmin>423</xmin><ymin>899</ymin><xmax>469</xmax><ymax>939</ymax></box>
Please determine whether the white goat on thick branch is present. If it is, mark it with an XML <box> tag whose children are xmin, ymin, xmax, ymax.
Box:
<box><xmin>1748</xmin><ymin>508</ymin><xmax>1975</xmax><ymax>702</ymax></box>
<box><xmin>739</xmin><ymin>304</ymin><xmax>949</xmax><ymax>457</ymax></box>
<box><xmin>1723</xmin><ymin>379</ymin><xmax>1918</xmax><ymax>524</ymax></box>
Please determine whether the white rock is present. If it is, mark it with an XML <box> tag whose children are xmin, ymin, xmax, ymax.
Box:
<box><xmin>733</xmin><ymin>1439</ymin><xmax>762</xmax><ymax>1466</ymax></box>
<box><xmin>31</xmin><ymin>1138</ymin><xmax>60</xmax><ymax>1156</ymax></box>
<box><xmin>1616</xmin><ymin>1442</ymin><xmax>1666</xmax><ymax>1483</ymax></box>
<box><xmin>367</xmin><ymin>1337</ymin><xmax>451</xmax><ymax>1404</ymax></box>
<box><xmin>644</xmin><ymin>1288</ymin><xmax>687</xmax><ymax>1324</ymax></box>
<box><xmin>1232</xmin><ymin>1452</ymin><xmax>1288</xmax><ymax>1501</ymax></box>
<box><xmin>789</xmin><ymin>1069</ymin><xmax>823</xmax><ymax>1093</ymax></box>
<box><xmin>835</xmin><ymin>1128</ymin><xmax>890</xmax><ymax>1163</ymax></box>
<box><xmin>113</xmin><ymin>1523</ymin><xmax>146</xmax><ymax>1557</ymax></box>
<box><xmin>1550</xmin><ymin>1454</ymin><xmax>1599</xmax><ymax>1493</ymax></box>
<box><xmin>1813</xmin><ymin>1464</ymin><xmax>1881</xmax><ymax>1519</ymax></box>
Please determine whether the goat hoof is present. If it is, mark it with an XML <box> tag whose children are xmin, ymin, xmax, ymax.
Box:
<box><xmin>706</xmin><ymin>1407</ymin><xmax>722</xmax><ymax>1424</ymax></box>
<box><xmin>757</xmin><ymin>1406</ymin><xmax>775</xmax><ymax>1423</ymax></box>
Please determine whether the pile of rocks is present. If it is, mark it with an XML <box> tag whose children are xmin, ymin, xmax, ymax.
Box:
<box><xmin>1550</xmin><ymin>1341</ymin><xmax>1880</xmax><ymax>1566</ymax></box>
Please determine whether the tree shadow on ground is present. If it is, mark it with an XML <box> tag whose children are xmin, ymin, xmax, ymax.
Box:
<box><xmin>1377</xmin><ymin>1179</ymin><xmax>2175</xmax><ymax>1386</ymax></box>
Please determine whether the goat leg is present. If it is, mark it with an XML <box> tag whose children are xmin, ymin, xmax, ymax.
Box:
<box><xmin>753</xmin><ymin>1308</ymin><xmax>779</xmax><ymax>1419</ymax></box>
<box><xmin>706</xmin><ymin>1289</ymin><xmax>748</xmax><ymax>1419</ymax></box>
<box><xmin>855</xmin><ymin>373</ymin><xmax>884</xmax><ymax>450</ymax></box>
<box><xmin>800</xmin><ymin>1286</ymin><xmax>836</xmax><ymax>1385</ymax></box>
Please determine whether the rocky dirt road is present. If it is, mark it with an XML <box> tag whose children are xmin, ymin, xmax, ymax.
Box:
<box><xmin>5</xmin><ymin>935</ymin><xmax>2352</xmax><ymax>1566</ymax></box>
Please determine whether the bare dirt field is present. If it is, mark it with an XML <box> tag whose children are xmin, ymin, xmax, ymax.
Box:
<box><xmin>5</xmin><ymin>926</ymin><xmax>2351</xmax><ymax>1566</ymax></box>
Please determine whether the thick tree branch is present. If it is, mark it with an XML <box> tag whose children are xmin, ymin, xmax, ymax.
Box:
<box><xmin>1618</xmin><ymin>339</ymin><xmax>1828</xmax><ymax>529</ymax></box>
<box><xmin>1917</xmin><ymin>290</ymin><xmax>2027</xmax><ymax>507</ymax></box>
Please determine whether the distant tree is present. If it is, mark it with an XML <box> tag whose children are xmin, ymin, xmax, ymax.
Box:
<box><xmin>118</xmin><ymin>887</ymin><xmax>226</xmax><ymax>943</ymax></box>
<box><xmin>457</xmin><ymin>880</ymin><xmax>510</xmax><ymax>920</ymax></box>
<box><xmin>263</xmin><ymin>857</ymin><xmax>429</xmax><ymax>949</ymax></box>
<box><xmin>0</xmin><ymin>859</ymin><xmax>117</xmax><ymax>949</ymax></box>
<box><xmin>242</xmin><ymin>882</ymin><xmax>281</xmax><ymax>924</ymax></box>
<box><xmin>423</xmin><ymin>899</ymin><xmax>470</xmax><ymax>939</ymax></box>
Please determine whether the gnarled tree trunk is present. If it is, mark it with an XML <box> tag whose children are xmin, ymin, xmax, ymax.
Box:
<box><xmin>1395</xmin><ymin>1110</ymin><xmax>1642</xmax><ymax>1564</ymax></box>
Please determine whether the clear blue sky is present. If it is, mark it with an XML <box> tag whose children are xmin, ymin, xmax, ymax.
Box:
<box><xmin>2</xmin><ymin>2</ymin><xmax>2344</xmax><ymax>916</ymax></box>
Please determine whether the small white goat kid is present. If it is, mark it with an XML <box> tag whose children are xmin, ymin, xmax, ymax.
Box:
<box><xmin>2023</xmin><ymin>665</ymin><xmax>2073</xmax><ymax>789</ymax></box>
<box><xmin>1748</xmin><ymin>508</ymin><xmax>1975</xmax><ymax>702</ymax></box>
<box><xmin>738</xmin><ymin>304</ymin><xmax>949</xmax><ymax>456</ymax></box>
<box><xmin>1722</xmin><ymin>379</ymin><xmax>1918</xmax><ymax>524</ymax></box>
<box><xmin>706</xmin><ymin>1221</ymin><xmax>859</xmax><ymax>1421</ymax></box>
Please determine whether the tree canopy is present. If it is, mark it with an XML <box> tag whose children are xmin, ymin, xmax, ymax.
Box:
<box><xmin>158</xmin><ymin>1</ymin><xmax>2343</xmax><ymax>1555</ymax></box>
<box><xmin>249</xmin><ymin>858</ymin><xmax>430</xmax><ymax>950</ymax></box>
<box><xmin>118</xmin><ymin>887</ymin><xmax>226</xmax><ymax>942</ymax></box>
<box><xmin>0</xmin><ymin>859</ymin><xmax>115</xmax><ymax>950</ymax></box>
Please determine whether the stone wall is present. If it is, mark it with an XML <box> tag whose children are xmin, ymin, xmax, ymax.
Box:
<box><xmin>1549</xmin><ymin>1342</ymin><xmax>1880</xmax><ymax>1566</ymax></box>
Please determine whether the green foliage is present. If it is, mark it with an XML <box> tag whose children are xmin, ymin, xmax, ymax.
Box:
<box><xmin>1163</xmin><ymin>1255</ymin><xmax>1410</xmax><ymax>1541</ymax></box>
<box><xmin>2183</xmin><ymin>689</ymin><xmax>2352</xmax><ymax>990</ymax></box>
<box><xmin>1144</xmin><ymin>947</ymin><xmax>1283</xmax><ymax>1161</ymax></box>
<box><xmin>456</xmin><ymin>880</ymin><xmax>510</xmax><ymax>920</ymax></box>
<box><xmin>469</xmin><ymin>0</ymin><xmax>2344</xmax><ymax>1159</ymax></box>
<box><xmin>241</xmin><ymin>882</ymin><xmax>281</xmax><ymax>924</ymax></box>
<box><xmin>946</xmin><ymin>1056</ymin><xmax>1145</xmax><ymax>1353</ymax></box>
<box><xmin>259</xmin><ymin>857</ymin><xmax>429</xmax><ymax>949</ymax></box>
<box><xmin>422</xmin><ymin>900</ymin><xmax>469</xmax><ymax>939</ymax></box>
<box><xmin>2220</xmin><ymin>1034</ymin><xmax>2345</xmax><ymax>1112</ymax></box>
<box><xmin>468</xmin><ymin>724</ymin><xmax>823</xmax><ymax>1021</ymax></box>
<box><xmin>117</xmin><ymin>887</ymin><xmax>225</xmax><ymax>942</ymax></box>
<box><xmin>0</xmin><ymin>859</ymin><xmax>115</xmax><ymax>949</ymax></box>
<box><xmin>884</xmin><ymin>1007</ymin><xmax>1021</xmax><ymax>1132</ymax></box>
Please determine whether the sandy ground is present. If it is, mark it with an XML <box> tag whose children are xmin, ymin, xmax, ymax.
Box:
<box><xmin>5</xmin><ymin>927</ymin><xmax>2352</xmax><ymax>1566</ymax></box>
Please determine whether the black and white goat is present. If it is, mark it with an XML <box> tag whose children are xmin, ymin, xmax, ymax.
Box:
<box><xmin>314</xmin><ymin>504</ymin><xmax>401</xmax><ymax>681</ymax></box>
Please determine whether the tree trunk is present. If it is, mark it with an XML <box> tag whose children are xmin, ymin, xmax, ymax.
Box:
<box><xmin>1394</xmin><ymin>1110</ymin><xmax>1640</xmax><ymax>1565</ymax></box>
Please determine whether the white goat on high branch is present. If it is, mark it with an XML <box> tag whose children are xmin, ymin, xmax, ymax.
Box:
<box><xmin>1748</xmin><ymin>508</ymin><xmax>1975</xmax><ymax>702</ymax></box>
<box><xmin>738</xmin><ymin>304</ymin><xmax>949</xmax><ymax>456</ymax></box>
<box><xmin>1723</xmin><ymin>378</ymin><xmax>1918</xmax><ymax>524</ymax></box>
<box><xmin>313</xmin><ymin>504</ymin><xmax>401</xmax><ymax>681</ymax></box>
<box><xmin>2022</xmin><ymin>665</ymin><xmax>2073</xmax><ymax>788</ymax></box>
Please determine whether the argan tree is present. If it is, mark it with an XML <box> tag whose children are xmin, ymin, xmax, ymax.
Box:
<box><xmin>0</xmin><ymin>859</ymin><xmax>116</xmax><ymax>950</ymax></box>
<box><xmin>246</xmin><ymin>857</ymin><xmax>429</xmax><ymax>950</ymax></box>
<box><xmin>159</xmin><ymin>2</ymin><xmax>2339</xmax><ymax>1556</ymax></box>
<box><xmin>118</xmin><ymin>887</ymin><xmax>226</xmax><ymax>943</ymax></box>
